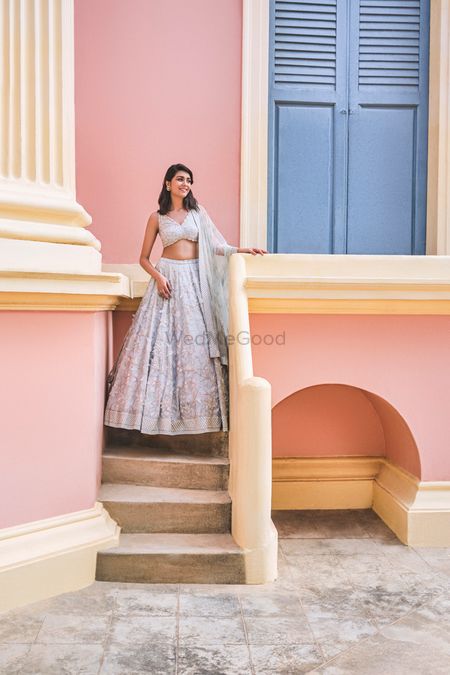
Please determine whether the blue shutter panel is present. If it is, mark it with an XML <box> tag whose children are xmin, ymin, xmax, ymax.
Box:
<box><xmin>268</xmin><ymin>0</ymin><xmax>430</xmax><ymax>255</ymax></box>
<box><xmin>346</xmin><ymin>0</ymin><xmax>429</xmax><ymax>254</ymax></box>
<box><xmin>359</xmin><ymin>1</ymin><xmax>420</xmax><ymax>87</ymax></box>
<box><xmin>268</xmin><ymin>0</ymin><xmax>347</xmax><ymax>254</ymax></box>
<box><xmin>274</xmin><ymin>1</ymin><xmax>337</xmax><ymax>87</ymax></box>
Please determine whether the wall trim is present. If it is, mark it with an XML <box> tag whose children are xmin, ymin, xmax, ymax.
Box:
<box><xmin>273</xmin><ymin>456</ymin><xmax>450</xmax><ymax>546</ymax></box>
<box><xmin>273</xmin><ymin>456</ymin><xmax>381</xmax><ymax>510</ymax></box>
<box><xmin>427</xmin><ymin>1</ymin><xmax>450</xmax><ymax>254</ymax></box>
<box><xmin>0</xmin><ymin>502</ymin><xmax>120</xmax><ymax>613</ymax></box>
<box><xmin>0</xmin><ymin>268</ymin><xmax>130</xmax><ymax>310</ymax></box>
<box><xmin>249</xmin><ymin>298</ymin><xmax>450</xmax><ymax>314</ymax></box>
<box><xmin>240</xmin><ymin>0</ymin><xmax>269</xmax><ymax>250</ymax></box>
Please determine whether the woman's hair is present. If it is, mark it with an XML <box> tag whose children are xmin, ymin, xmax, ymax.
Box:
<box><xmin>157</xmin><ymin>163</ymin><xmax>199</xmax><ymax>214</ymax></box>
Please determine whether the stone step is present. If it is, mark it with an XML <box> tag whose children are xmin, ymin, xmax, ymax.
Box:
<box><xmin>102</xmin><ymin>446</ymin><xmax>229</xmax><ymax>490</ymax></box>
<box><xmin>96</xmin><ymin>533</ymin><xmax>246</xmax><ymax>584</ymax></box>
<box><xmin>99</xmin><ymin>483</ymin><xmax>231</xmax><ymax>534</ymax></box>
<box><xmin>105</xmin><ymin>427</ymin><xmax>228</xmax><ymax>457</ymax></box>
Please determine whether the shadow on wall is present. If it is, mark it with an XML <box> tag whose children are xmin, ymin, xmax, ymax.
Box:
<box><xmin>272</xmin><ymin>384</ymin><xmax>421</xmax><ymax>479</ymax></box>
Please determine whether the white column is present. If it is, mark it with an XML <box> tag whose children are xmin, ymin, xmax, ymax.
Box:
<box><xmin>426</xmin><ymin>0</ymin><xmax>450</xmax><ymax>255</ymax></box>
<box><xmin>0</xmin><ymin>0</ymin><xmax>100</xmax><ymax>273</ymax></box>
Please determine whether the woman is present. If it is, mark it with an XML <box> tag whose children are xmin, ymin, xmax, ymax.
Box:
<box><xmin>104</xmin><ymin>163</ymin><xmax>267</xmax><ymax>435</ymax></box>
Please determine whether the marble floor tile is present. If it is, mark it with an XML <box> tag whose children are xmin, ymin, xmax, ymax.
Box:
<box><xmin>239</xmin><ymin>590</ymin><xmax>303</xmax><ymax>617</ymax></box>
<box><xmin>413</xmin><ymin>593</ymin><xmax>450</xmax><ymax>635</ymax></box>
<box><xmin>4</xmin><ymin>511</ymin><xmax>450</xmax><ymax>674</ymax></box>
<box><xmin>379</xmin><ymin>545</ymin><xmax>436</xmax><ymax>573</ymax></box>
<box><xmin>309</xmin><ymin>512</ymin><xmax>371</xmax><ymax>539</ymax></box>
<box><xmin>244</xmin><ymin>615</ymin><xmax>314</xmax><ymax>645</ymax></box>
<box><xmin>316</xmin><ymin>614</ymin><xmax>450</xmax><ymax>674</ymax></box>
<box><xmin>351</xmin><ymin>585</ymin><xmax>434</xmax><ymax>627</ymax></box>
<box><xmin>178</xmin><ymin>583</ymin><xmax>243</xmax><ymax>596</ymax></box>
<box><xmin>250</xmin><ymin>643</ymin><xmax>323</xmax><ymax>674</ymax></box>
<box><xmin>280</xmin><ymin>538</ymin><xmax>380</xmax><ymax>557</ymax></box>
<box><xmin>179</xmin><ymin>616</ymin><xmax>246</xmax><ymax>645</ymax></box>
<box><xmin>114</xmin><ymin>587</ymin><xmax>178</xmax><ymax>616</ymax></box>
<box><xmin>271</xmin><ymin>511</ymin><xmax>324</xmax><ymax>539</ymax></box>
<box><xmin>0</xmin><ymin>643</ymin><xmax>31</xmax><ymax>674</ymax></box>
<box><xmin>179</xmin><ymin>591</ymin><xmax>241</xmax><ymax>617</ymax></box>
<box><xmin>0</xmin><ymin>611</ymin><xmax>45</xmax><ymax>643</ymax></box>
<box><xmin>178</xmin><ymin>644</ymin><xmax>252</xmax><ymax>675</ymax></box>
<box><xmin>287</xmin><ymin>557</ymin><xmax>350</xmax><ymax>590</ymax></box>
<box><xmin>357</xmin><ymin>514</ymin><xmax>401</xmax><ymax>542</ymax></box>
<box><xmin>306</xmin><ymin>613</ymin><xmax>377</xmax><ymax>643</ymax></box>
<box><xmin>337</xmin><ymin>552</ymin><xmax>397</xmax><ymax>575</ymax></box>
<box><xmin>110</xmin><ymin>615</ymin><xmax>176</xmax><ymax>644</ymax></box>
<box><xmin>413</xmin><ymin>547</ymin><xmax>450</xmax><ymax>562</ymax></box>
<box><xmin>35</xmin><ymin>614</ymin><xmax>110</xmax><ymax>645</ymax></box>
<box><xmin>100</xmin><ymin>641</ymin><xmax>176</xmax><ymax>675</ymax></box>
<box><xmin>26</xmin><ymin>583</ymin><xmax>117</xmax><ymax>617</ymax></box>
<box><xmin>19</xmin><ymin>643</ymin><xmax>104</xmax><ymax>675</ymax></box>
<box><xmin>299</xmin><ymin>586</ymin><xmax>371</xmax><ymax>620</ymax></box>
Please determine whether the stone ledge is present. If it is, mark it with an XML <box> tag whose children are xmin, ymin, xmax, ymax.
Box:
<box><xmin>0</xmin><ymin>269</ymin><xmax>130</xmax><ymax>310</ymax></box>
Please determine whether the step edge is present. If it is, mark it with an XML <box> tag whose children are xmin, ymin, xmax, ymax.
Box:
<box><xmin>99</xmin><ymin>484</ymin><xmax>231</xmax><ymax>504</ymax></box>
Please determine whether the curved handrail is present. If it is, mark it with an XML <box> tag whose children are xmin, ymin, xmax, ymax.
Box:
<box><xmin>228</xmin><ymin>254</ymin><xmax>278</xmax><ymax>583</ymax></box>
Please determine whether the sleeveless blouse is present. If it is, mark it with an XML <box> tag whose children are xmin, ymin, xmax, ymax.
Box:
<box><xmin>158</xmin><ymin>210</ymin><xmax>199</xmax><ymax>248</ymax></box>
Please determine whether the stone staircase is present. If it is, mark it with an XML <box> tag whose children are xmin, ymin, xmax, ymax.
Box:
<box><xmin>96</xmin><ymin>428</ymin><xmax>246</xmax><ymax>584</ymax></box>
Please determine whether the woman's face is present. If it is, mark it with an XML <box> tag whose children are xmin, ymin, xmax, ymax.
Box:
<box><xmin>166</xmin><ymin>171</ymin><xmax>192</xmax><ymax>201</ymax></box>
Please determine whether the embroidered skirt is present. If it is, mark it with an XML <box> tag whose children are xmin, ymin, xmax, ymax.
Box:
<box><xmin>104</xmin><ymin>257</ymin><xmax>229</xmax><ymax>435</ymax></box>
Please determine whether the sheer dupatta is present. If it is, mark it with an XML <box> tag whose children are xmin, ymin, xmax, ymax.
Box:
<box><xmin>190</xmin><ymin>204</ymin><xmax>238</xmax><ymax>367</ymax></box>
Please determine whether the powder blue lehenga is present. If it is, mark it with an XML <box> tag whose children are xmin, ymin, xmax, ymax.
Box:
<box><xmin>104</xmin><ymin>209</ymin><xmax>233</xmax><ymax>435</ymax></box>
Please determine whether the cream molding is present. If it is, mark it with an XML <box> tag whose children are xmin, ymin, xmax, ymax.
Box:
<box><xmin>246</xmin><ymin>277</ymin><xmax>450</xmax><ymax>292</ymax></box>
<box><xmin>0</xmin><ymin>269</ymin><xmax>130</xmax><ymax>310</ymax></box>
<box><xmin>426</xmin><ymin>1</ymin><xmax>450</xmax><ymax>254</ymax></box>
<box><xmin>0</xmin><ymin>502</ymin><xmax>120</xmax><ymax>613</ymax></box>
<box><xmin>242</xmin><ymin>253</ymin><xmax>450</xmax><ymax>313</ymax></box>
<box><xmin>0</xmin><ymin>194</ymin><xmax>92</xmax><ymax>229</ymax></box>
<box><xmin>248</xmin><ymin>298</ymin><xmax>450</xmax><ymax>315</ymax></box>
<box><xmin>272</xmin><ymin>456</ymin><xmax>450</xmax><ymax>546</ymax></box>
<box><xmin>273</xmin><ymin>456</ymin><xmax>383</xmax><ymax>482</ymax></box>
<box><xmin>0</xmin><ymin>220</ymin><xmax>100</xmax><ymax>249</ymax></box>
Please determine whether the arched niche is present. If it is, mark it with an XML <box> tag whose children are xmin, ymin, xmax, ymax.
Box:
<box><xmin>273</xmin><ymin>384</ymin><xmax>421</xmax><ymax>479</ymax></box>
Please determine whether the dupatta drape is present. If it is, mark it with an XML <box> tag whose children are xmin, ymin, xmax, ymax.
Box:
<box><xmin>191</xmin><ymin>204</ymin><xmax>238</xmax><ymax>367</ymax></box>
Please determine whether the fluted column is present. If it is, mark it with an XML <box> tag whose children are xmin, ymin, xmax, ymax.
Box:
<box><xmin>0</xmin><ymin>0</ymin><xmax>100</xmax><ymax>273</ymax></box>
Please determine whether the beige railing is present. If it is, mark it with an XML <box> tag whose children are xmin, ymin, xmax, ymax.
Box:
<box><xmin>228</xmin><ymin>254</ymin><xmax>278</xmax><ymax>583</ymax></box>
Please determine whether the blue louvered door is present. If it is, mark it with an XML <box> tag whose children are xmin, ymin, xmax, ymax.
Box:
<box><xmin>268</xmin><ymin>0</ymin><xmax>430</xmax><ymax>254</ymax></box>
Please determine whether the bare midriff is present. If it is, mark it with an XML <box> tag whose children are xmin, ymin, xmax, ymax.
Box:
<box><xmin>161</xmin><ymin>239</ymin><xmax>199</xmax><ymax>260</ymax></box>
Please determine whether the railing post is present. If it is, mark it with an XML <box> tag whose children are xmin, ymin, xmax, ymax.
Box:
<box><xmin>228</xmin><ymin>254</ymin><xmax>277</xmax><ymax>583</ymax></box>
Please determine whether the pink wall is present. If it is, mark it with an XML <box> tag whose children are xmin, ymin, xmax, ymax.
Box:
<box><xmin>273</xmin><ymin>384</ymin><xmax>386</xmax><ymax>457</ymax></box>
<box><xmin>0</xmin><ymin>312</ymin><xmax>108</xmax><ymax>529</ymax></box>
<box><xmin>250</xmin><ymin>313</ymin><xmax>450</xmax><ymax>481</ymax></box>
<box><xmin>74</xmin><ymin>0</ymin><xmax>243</xmax><ymax>264</ymax></box>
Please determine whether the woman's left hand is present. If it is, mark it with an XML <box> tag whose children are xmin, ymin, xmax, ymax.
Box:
<box><xmin>239</xmin><ymin>247</ymin><xmax>268</xmax><ymax>255</ymax></box>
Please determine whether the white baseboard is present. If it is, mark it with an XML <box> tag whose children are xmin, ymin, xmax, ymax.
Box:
<box><xmin>272</xmin><ymin>456</ymin><xmax>381</xmax><ymax>509</ymax></box>
<box><xmin>373</xmin><ymin>462</ymin><xmax>450</xmax><ymax>546</ymax></box>
<box><xmin>0</xmin><ymin>502</ymin><xmax>120</xmax><ymax>612</ymax></box>
<box><xmin>272</xmin><ymin>456</ymin><xmax>450</xmax><ymax>546</ymax></box>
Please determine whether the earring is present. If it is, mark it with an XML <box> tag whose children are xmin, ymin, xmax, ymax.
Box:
<box><xmin>166</xmin><ymin>186</ymin><xmax>170</xmax><ymax>191</ymax></box>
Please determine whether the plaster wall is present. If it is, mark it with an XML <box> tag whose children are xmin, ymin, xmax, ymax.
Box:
<box><xmin>0</xmin><ymin>312</ymin><xmax>108</xmax><ymax>529</ymax></box>
<box><xmin>74</xmin><ymin>0</ymin><xmax>243</xmax><ymax>263</ymax></box>
<box><xmin>250</xmin><ymin>313</ymin><xmax>450</xmax><ymax>481</ymax></box>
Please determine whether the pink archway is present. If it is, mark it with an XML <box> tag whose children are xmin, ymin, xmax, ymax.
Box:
<box><xmin>272</xmin><ymin>384</ymin><xmax>421</xmax><ymax>478</ymax></box>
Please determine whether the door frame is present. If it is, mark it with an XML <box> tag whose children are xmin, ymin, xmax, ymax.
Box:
<box><xmin>239</xmin><ymin>0</ymin><xmax>450</xmax><ymax>256</ymax></box>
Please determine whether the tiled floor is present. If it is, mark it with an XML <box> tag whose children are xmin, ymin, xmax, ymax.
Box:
<box><xmin>1</xmin><ymin>510</ymin><xmax>450</xmax><ymax>674</ymax></box>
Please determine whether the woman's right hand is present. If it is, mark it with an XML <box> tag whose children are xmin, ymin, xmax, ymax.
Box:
<box><xmin>156</xmin><ymin>274</ymin><xmax>172</xmax><ymax>299</ymax></box>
